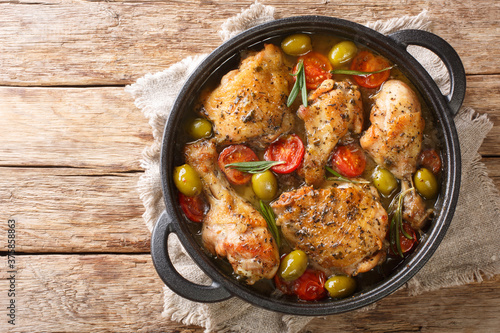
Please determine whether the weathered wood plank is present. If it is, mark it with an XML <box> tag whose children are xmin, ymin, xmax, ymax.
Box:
<box><xmin>0</xmin><ymin>255</ymin><xmax>166</xmax><ymax>332</ymax></box>
<box><xmin>0</xmin><ymin>86</ymin><xmax>152</xmax><ymax>170</ymax></box>
<box><xmin>466</xmin><ymin>75</ymin><xmax>500</xmax><ymax>156</ymax></box>
<box><xmin>0</xmin><ymin>168</ymin><xmax>150</xmax><ymax>253</ymax></box>
<box><xmin>484</xmin><ymin>158</ymin><xmax>500</xmax><ymax>188</ymax></box>
<box><xmin>0</xmin><ymin>157</ymin><xmax>498</xmax><ymax>253</ymax></box>
<box><xmin>0</xmin><ymin>0</ymin><xmax>497</xmax><ymax>86</ymax></box>
<box><xmin>1</xmin><ymin>1</ymin><xmax>497</xmax><ymax>332</ymax></box>
<box><xmin>0</xmin><ymin>254</ymin><xmax>498</xmax><ymax>332</ymax></box>
<box><xmin>1</xmin><ymin>75</ymin><xmax>499</xmax><ymax>171</ymax></box>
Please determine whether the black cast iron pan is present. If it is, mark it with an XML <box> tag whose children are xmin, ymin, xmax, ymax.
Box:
<box><xmin>151</xmin><ymin>16</ymin><xmax>464</xmax><ymax>315</ymax></box>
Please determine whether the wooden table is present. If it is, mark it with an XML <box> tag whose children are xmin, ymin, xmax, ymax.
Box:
<box><xmin>1</xmin><ymin>1</ymin><xmax>499</xmax><ymax>332</ymax></box>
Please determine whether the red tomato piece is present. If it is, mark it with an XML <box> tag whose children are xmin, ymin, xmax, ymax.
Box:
<box><xmin>418</xmin><ymin>148</ymin><xmax>442</xmax><ymax>175</ymax></box>
<box><xmin>390</xmin><ymin>222</ymin><xmax>418</xmax><ymax>256</ymax></box>
<box><xmin>274</xmin><ymin>254</ymin><xmax>327</xmax><ymax>301</ymax></box>
<box><xmin>294</xmin><ymin>51</ymin><xmax>333</xmax><ymax>90</ymax></box>
<box><xmin>331</xmin><ymin>143</ymin><xmax>367</xmax><ymax>178</ymax></box>
<box><xmin>399</xmin><ymin>222</ymin><xmax>418</xmax><ymax>253</ymax></box>
<box><xmin>264</xmin><ymin>134</ymin><xmax>305</xmax><ymax>174</ymax></box>
<box><xmin>179</xmin><ymin>193</ymin><xmax>207</xmax><ymax>223</ymax></box>
<box><xmin>292</xmin><ymin>269</ymin><xmax>327</xmax><ymax>301</ymax></box>
<box><xmin>218</xmin><ymin>145</ymin><xmax>258</xmax><ymax>185</ymax></box>
<box><xmin>350</xmin><ymin>50</ymin><xmax>391</xmax><ymax>88</ymax></box>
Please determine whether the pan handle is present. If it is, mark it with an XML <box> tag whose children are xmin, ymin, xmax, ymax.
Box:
<box><xmin>151</xmin><ymin>211</ymin><xmax>232</xmax><ymax>302</ymax></box>
<box><xmin>388</xmin><ymin>29</ymin><xmax>466</xmax><ymax>116</ymax></box>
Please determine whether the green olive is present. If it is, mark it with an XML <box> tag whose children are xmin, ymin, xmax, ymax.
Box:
<box><xmin>281</xmin><ymin>34</ymin><xmax>312</xmax><ymax>56</ymax></box>
<box><xmin>279</xmin><ymin>250</ymin><xmax>308</xmax><ymax>281</ymax></box>
<box><xmin>328</xmin><ymin>41</ymin><xmax>358</xmax><ymax>67</ymax></box>
<box><xmin>372</xmin><ymin>166</ymin><xmax>399</xmax><ymax>196</ymax></box>
<box><xmin>414</xmin><ymin>167</ymin><xmax>439</xmax><ymax>199</ymax></box>
<box><xmin>251</xmin><ymin>170</ymin><xmax>278</xmax><ymax>201</ymax></box>
<box><xmin>173</xmin><ymin>164</ymin><xmax>202</xmax><ymax>197</ymax></box>
<box><xmin>188</xmin><ymin>118</ymin><xmax>212</xmax><ymax>139</ymax></box>
<box><xmin>325</xmin><ymin>275</ymin><xmax>356</xmax><ymax>298</ymax></box>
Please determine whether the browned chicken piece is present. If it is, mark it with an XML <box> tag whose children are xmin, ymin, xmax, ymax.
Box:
<box><xmin>360</xmin><ymin>80</ymin><xmax>425</xmax><ymax>180</ymax></box>
<box><xmin>402</xmin><ymin>181</ymin><xmax>433</xmax><ymax>230</ymax></box>
<box><xmin>200</xmin><ymin>44</ymin><xmax>294</xmax><ymax>148</ymax></box>
<box><xmin>360</xmin><ymin>80</ymin><xmax>431</xmax><ymax>229</ymax></box>
<box><xmin>297</xmin><ymin>79</ymin><xmax>363</xmax><ymax>186</ymax></box>
<box><xmin>271</xmin><ymin>182</ymin><xmax>389</xmax><ymax>276</ymax></box>
<box><xmin>184</xmin><ymin>139</ymin><xmax>280</xmax><ymax>284</ymax></box>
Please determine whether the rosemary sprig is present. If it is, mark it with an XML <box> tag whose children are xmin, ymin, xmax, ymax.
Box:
<box><xmin>330</xmin><ymin>65</ymin><xmax>395</xmax><ymax>77</ymax></box>
<box><xmin>225</xmin><ymin>160</ymin><xmax>285</xmax><ymax>174</ymax></box>
<box><xmin>325</xmin><ymin>166</ymin><xmax>370</xmax><ymax>184</ymax></box>
<box><xmin>259</xmin><ymin>200</ymin><xmax>281</xmax><ymax>247</ymax></box>
<box><xmin>287</xmin><ymin>60</ymin><xmax>308</xmax><ymax>108</ymax></box>
<box><xmin>388</xmin><ymin>187</ymin><xmax>414</xmax><ymax>257</ymax></box>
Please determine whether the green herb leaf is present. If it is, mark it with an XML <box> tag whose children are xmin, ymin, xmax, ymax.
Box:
<box><xmin>401</xmin><ymin>222</ymin><xmax>414</xmax><ymax>240</ymax></box>
<box><xmin>388</xmin><ymin>187</ymin><xmax>414</xmax><ymax>257</ymax></box>
<box><xmin>330</xmin><ymin>65</ymin><xmax>394</xmax><ymax>77</ymax></box>
<box><xmin>287</xmin><ymin>60</ymin><xmax>308</xmax><ymax>108</ymax></box>
<box><xmin>225</xmin><ymin>160</ymin><xmax>285</xmax><ymax>174</ymax></box>
<box><xmin>325</xmin><ymin>166</ymin><xmax>370</xmax><ymax>184</ymax></box>
<box><xmin>259</xmin><ymin>200</ymin><xmax>281</xmax><ymax>247</ymax></box>
<box><xmin>287</xmin><ymin>81</ymin><xmax>300</xmax><ymax>107</ymax></box>
<box><xmin>299</xmin><ymin>62</ymin><xmax>308</xmax><ymax>107</ymax></box>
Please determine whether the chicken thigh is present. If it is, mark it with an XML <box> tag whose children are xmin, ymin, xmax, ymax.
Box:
<box><xmin>298</xmin><ymin>79</ymin><xmax>363</xmax><ymax>186</ymax></box>
<box><xmin>271</xmin><ymin>182</ymin><xmax>388</xmax><ymax>276</ymax></box>
<box><xmin>184</xmin><ymin>139</ymin><xmax>280</xmax><ymax>284</ymax></box>
<box><xmin>360</xmin><ymin>80</ymin><xmax>424</xmax><ymax>180</ymax></box>
<box><xmin>360</xmin><ymin>80</ymin><xmax>430</xmax><ymax>229</ymax></box>
<box><xmin>200</xmin><ymin>44</ymin><xmax>294</xmax><ymax>148</ymax></box>
<box><xmin>402</xmin><ymin>180</ymin><xmax>433</xmax><ymax>230</ymax></box>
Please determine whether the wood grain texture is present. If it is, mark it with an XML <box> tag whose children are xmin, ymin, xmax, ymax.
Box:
<box><xmin>1</xmin><ymin>74</ymin><xmax>499</xmax><ymax>172</ymax></box>
<box><xmin>0</xmin><ymin>86</ymin><xmax>152</xmax><ymax>170</ymax></box>
<box><xmin>0</xmin><ymin>0</ymin><xmax>498</xmax><ymax>86</ymax></box>
<box><xmin>0</xmin><ymin>255</ymin><xmax>165</xmax><ymax>332</ymax></box>
<box><xmin>465</xmin><ymin>75</ymin><xmax>500</xmax><ymax>156</ymax></box>
<box><xmin>1</xmin><ymin>168</ymin><xmax>150</xmax><ymax>253</ymax></box>
<box><xmin>0</xmin><ymin>158</ymin><xmax>500</xmax><ymax>253</ymax></box>
<box><xmin>0</xmin><ymin>158</ymin><xmax>498</xmax><ymax>253</ymax></box>
<box><xmin>0</xmin><ymin>110</ymin><xmax>500</xmax><ymax>253</ymax></box>
<box><xmin>0</xmin><ymin>254</ymin><xmax>498</xmax><ymax>332</ymax></box>
<box><xmin>1</xmin><ymin>1</ymin><xmax>498</xmax><ymax>332</ymax></box>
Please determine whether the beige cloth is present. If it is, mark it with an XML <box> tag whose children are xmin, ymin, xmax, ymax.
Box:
<box><xmin>126</xmin><ymin>3</ymin><xmax>500</xmax><ymax>333</ymax></box>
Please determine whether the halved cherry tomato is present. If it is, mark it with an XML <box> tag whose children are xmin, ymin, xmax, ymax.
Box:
<box><xmin>264</xmin><ymin>134</ymin><xmax>305</xmax><ymax>174</ymax></box>
<box><xmin>274</xmin><ymin>268</ymin><xmax>327</xmax><ymax>301</ymax></box>
<box><xmin>350</xmin><ymin>50</ymin><xmax>391</xmax><ymax>88</ymax></box>
<box><xmin>179</xmin><ymin>193</ymin><xmax>208</xmax><ymax>223</ymax></box>
<box><xmin>390</xmin><ymin>222</ymin><xmax>418</xmax><ymax>255</ymax></box>
<box><xmin>400</xmin><ymin>222</ymin><xmax>418</xmax><ymax>253</ymax></box>
<box><xmin>331</xmin><ymin>143</ymin><xmax>367</xmax><ymax>178</ymax></box>
<box><xmin>218</xmin><ymin>145</ymin><xmax>258</xmax><ymax>185</ymax></box>
<box><xmin>294</xmin><ymin>51</ymin><xmax>333</xmax><ymax>90</ymax></box>
<box><xmin>418</xmin><ymin>148</ymin><xmax>442</xmax><ymax>175</ymax></box>
<box><xmin>292</xmin><ymin>269</ymin><xmax>327</xmax><ymax>301</ymax></box>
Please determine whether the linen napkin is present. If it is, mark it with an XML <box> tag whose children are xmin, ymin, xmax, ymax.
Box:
<box><xmin>126</xmin><ymin>3</ymin><xmax>500</xmax><ymax>332</ymax></box>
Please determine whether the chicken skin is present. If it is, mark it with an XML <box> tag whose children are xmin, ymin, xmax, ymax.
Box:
<box><xmin>184</xmin><ymin>139</ymin><xmax>280</xmax><ymax>284</ymax></box>
<box><xmin>200</xmin><ymin>44</ymin><xmax>294</xmax><ymax>148</ymax></box>
<box><xmin>402</xmin><ymin>180</ymin><xmax>433</xmax><ymax>230</ymax></box>
<box><xmin>271</xmin><ymin>183</ymin><xmax>388</xmax><ymax>276</ymax></box>
<box><xmin>360</xmin><ymin>80</ymin><xmax>424</xmax><ymax>180</ymax></box>
<box><xmin>360</xmin><ymin>80</ymin><xmax>431</xmax><ymax>229</ymax></box>
<box><xmin>298</xmin><ymin>79</ymin><xmax>363</xmax><ymax>186</ymax></box>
